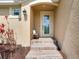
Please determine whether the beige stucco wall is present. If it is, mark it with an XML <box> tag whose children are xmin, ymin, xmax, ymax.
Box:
<box><xmin>21</xmin><ymin>5</ymin><xmax>31</xmax><ymax>47</ymax></box>
<box><xmin>0</xmin><ymin>5</ymin><xmax>25</xmax><ymax>45</ymax></box>
<box><xmin>33</xmin><ymin>10</ymin><xmax>40</xmax><ymax>35</ymax></box>
<box><xmin>0</xmin><ymin>4</ymin><xmax>31</xmax><ymax>47</ymax></box>
<box><xmin>0</xmin><ymin>8</ymin><xmax>9</xmax><ymax>16</ymax></box>
<box><xmin>54</xmin><ymin>0</ymin><xmax>73</xmax><ymax>47</ymax></box>
<box><xmin>8</xmin><ymin>16</ymin><xmax>22</xmax><ymax>45</ymax></box>
<box><xmin>30</xmin><ymin>8</ymin><xmax>34</xmax><ymax>40</ymax></box>
<box><xmin>55</xmin><ymin>0</ymin><xmax>79</xmax><ymax>59</ymax></box>
<box><xmin>62</xmin><ymin>0</ymin><xmax>79</xmax><ymax>59</ymax></box>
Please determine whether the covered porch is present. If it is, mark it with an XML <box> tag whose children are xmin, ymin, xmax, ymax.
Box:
<box><xmin>30</xmin><ymin>2</ymin><xmax>58</xmax><ymax>38</ymax></box>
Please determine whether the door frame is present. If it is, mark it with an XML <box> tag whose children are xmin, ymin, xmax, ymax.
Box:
<box><xmin>40</xmin><ymin>11</ymin><xmax>54</xmax><ymax>37</ymax></box>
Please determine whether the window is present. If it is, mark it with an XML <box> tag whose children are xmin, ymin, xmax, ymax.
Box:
<box><xmin>14</xmin><ymin>8</ymin><xmax>20</xmax><ymax>15</ymax></box>
<box><xmin>11</xmin><ymin>8</ymin><xmax>20</xmax><ymax>15</ymax></box>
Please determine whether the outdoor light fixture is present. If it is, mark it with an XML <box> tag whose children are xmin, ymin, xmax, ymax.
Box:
<box><xmin>23</xmin><ymin>9</ymin><xmax>27</xmax><ymax>21</ymax></box>
<box><xmin>23</xmin><ymin>9</ymin><xmax>26</xmax><ymax>15</ymax></box>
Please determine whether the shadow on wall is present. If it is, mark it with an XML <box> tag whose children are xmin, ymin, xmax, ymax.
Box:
<box><xmin>52</xmin><ymin>37</ymin><xmax>61</xmax><ymax>51</ymax></box>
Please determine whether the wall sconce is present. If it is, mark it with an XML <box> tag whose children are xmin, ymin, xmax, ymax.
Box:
<box><xmin>23</xmin><ymin>9</ymin><xmax>27</xmax><ymax>21</ymax></box>
<box><xmin>23</xmin><ymin>9</ymin><xmax>26</xmax><ymax>15</ymax></box>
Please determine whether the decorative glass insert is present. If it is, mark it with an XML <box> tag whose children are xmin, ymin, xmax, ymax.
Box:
<box><xmin>43</xmin><ymin>15</ymin><xmax>50</xmax><ymax>34</ymax></box>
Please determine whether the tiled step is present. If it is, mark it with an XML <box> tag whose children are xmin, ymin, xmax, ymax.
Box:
<box><xmin>25</xmin><ymin>38</ymin><xmax>63</xmax><ymax>59</ymax></box>
<box><xmin>31</xmin><ymin>47</ymin><xmax>56</xmax><ymax>50</ymax></box>
<box><xmin>31</xmin><ymin>38</ymin><xmax>57</xmax><ymax>50</ymax></box>
<box><xmin>26</xmin><ymin>50</ymin><xmax>63</xmax><ymax>59</ymax></box>
<box><xmin>26</xmin><ymin>56</ymin><xmax>63</xmax><ymax>59</ymax></box>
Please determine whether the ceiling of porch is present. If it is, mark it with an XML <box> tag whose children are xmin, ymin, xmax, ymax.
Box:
<box><xmin>31</xmin><ymin>4</ymin><xmax>57</xmax><ymax>11</ymax></box>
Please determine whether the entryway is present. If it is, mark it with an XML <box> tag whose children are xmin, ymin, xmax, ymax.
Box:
<box><xmin>31</xmin><ymin>3</ymin><xmax>55</xmax><ymax>38</ymax></box>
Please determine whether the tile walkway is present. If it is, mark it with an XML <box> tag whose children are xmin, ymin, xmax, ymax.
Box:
<box><xmin>25</xmin><ymin>38</ymin><xmax>63</xmax><ymax>59</ymax></box>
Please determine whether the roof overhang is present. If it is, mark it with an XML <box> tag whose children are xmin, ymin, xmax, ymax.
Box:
<box><xmin>0</xmin><ymin>0</ymin><xmax>22</xmax><ymax>5</ymax></box>
<box><xmin>28</xmin><ymin>0</ymin><xmax>59</xmax><ymax>7</ymax></box>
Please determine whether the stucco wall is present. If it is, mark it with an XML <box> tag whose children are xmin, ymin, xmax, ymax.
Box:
<box><xmin>30</xmin><ymin>8</ymin><xmax>34</xmax><ymax>40</ymax></box>
<box><xmin>54</xmin><ymin>0</ymin><xmax>73</xmax><ymax>47</ymax></box>
<box><xmin>33</xmin><ymin>10</ymin><xmax>40</xmax><ymax>35</ymax></box>
<box><xmin>0</xmin><ymin>4</ymin><xmax>31</xmax><ymax>47</ymax></box>
<box><xmin>62</xmin><ymin>0</ymin><xmax>79</xmax><ymax>59</ymax></box>
<box><xmin>55</xmin><ymin>0</ymin><xmax>79</xmax><ymax>59</ymax></box>
<box><xmin>0</xmin><ymin>8</ymin><xmax>9</xmax><ymax>16</ymax></box>
<box><xmin>0</xmin><ymin>5</ymin><xmax>25</xmax><ymax>46</ymax></box>
<box><xmin>8</xmin><ymin>16</ymin><xmax>22</xmax><ymax>45</ymax></box>
<box><xmin>21</xmin><ymin>5</ymin><xmax>31</xmax><ymax>47</ymax></box>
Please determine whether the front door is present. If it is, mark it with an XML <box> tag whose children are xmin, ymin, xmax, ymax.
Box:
<box><xmin>40</xmin><ymin>11</ymin><xmax>54</xmax><ymax>37</ymax></box>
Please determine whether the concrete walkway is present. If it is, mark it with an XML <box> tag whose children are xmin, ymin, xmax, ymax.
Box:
<box><xmin>25</xmin><ymin>38</ymin><xmax>63</xmax><ymax>59</ymax></box>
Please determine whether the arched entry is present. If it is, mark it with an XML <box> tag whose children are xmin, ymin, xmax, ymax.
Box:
<box><xmin>30</xmin><ymin>1</ymin><xmax>58</xmax><ymax>38</ymax></box>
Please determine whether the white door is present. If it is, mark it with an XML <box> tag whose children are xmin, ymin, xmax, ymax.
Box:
<box><xmin>40</xmin><ymin>11</ymin><xmax>54</xmax><ymax>37</ymax></box>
